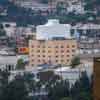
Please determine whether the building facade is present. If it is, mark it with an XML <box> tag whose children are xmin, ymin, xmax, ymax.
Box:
<box><xmin>94</xmin><ymin>57</ymin><xmax>100</xmax><ymax>100</ymax></box>
<box><xmin>29</xmin><ymin>39</ymin><xmax>77</xmax><ymax>66</ymax></box>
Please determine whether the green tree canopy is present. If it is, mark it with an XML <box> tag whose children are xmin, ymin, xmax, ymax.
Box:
<box><xmin>16</xmin><ymin>59</ymin><xmax>25</xmax><ymax>70</ymax></box>
<box><xmin>70</xmin><ymin>56</ymin><xmax>81</xmax><ymax>68</ymax></box>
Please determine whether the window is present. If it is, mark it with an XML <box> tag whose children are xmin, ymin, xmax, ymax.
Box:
<box><xmin>43</xmin><ymin>50</ymin><xmax>45</xmax><ymax>53</ymax></box>
<box><xmin>31</xmin><ymin>54</ymin><xmax>34</xmax><ymax>57</ymax></box>
<box><xmin>72</xmin><ymin>55</ymin><xmax>74</xmax><ymax>57</ymax></box>
<box><xmin>48</xmin><ymin>56</ymin><xmax>51</xmax><ymax>58</ymax></box>
<box><xmin>61</xmin><ymin>60</ymin><xmax>64</xmax><ymax>62</ymax></box>
<box><xmin>37</xmin><ymin>45</ymin><xmax>40</xmax><ymax>48</ymax></box>
<box><xmin>48</xmin><ymin>46</ymin><xmax>51</xmax><ymax>48</ymax></box>
<box><xmin>56</xmin><ymin>60</ymin><xmax>58</xmax><ymax>62</ymax></box>
<box><xmin>61</xmin><ymin>45</ymin><xmax>64</xmax><ymax>48</ymax></box>
<box><xmin>55</xmin><ymin>46</ymin><xmax>58</xmax><ymax>48</ymax></box>
<box><xmin>72</xmin><ymin>49</ymin><xmax>75</xmax><ymax>52</ymax></box>
<box><xmin>37</xmin><ymin>50</ymin><xmax>40</xmax><ymax>52</ymax></box>
<box><xmin>38</xmin><ymin>60</ymin><xmax>41</xmax><ymax>62</ymax></box>
<box><xmin>32</xmin><ymin>64</ymin><xmax>34</xmax><ymax>66</ymax></box>
<box><xmin>61</xmin><ymin>50</ymin><xmax>64</xmax><ymax>53</ymax></box>
<box><xmin>55</xmin><ymin>55</ymin><xmax>58</xmax><ymax>58</ymax></box>
<box><xmin>38</xmin><ymin>55</ymin><xmax>40</xmax><ymax>57</ymax></box>
<box><xmin>67</xmin><ymin>55</ymin><xmax>70</xmax><ymax>57</ymax></box>
<box><xmin>67</xmin><ymin>45</ymin><xmax>69</xmax><ymax>48</ymax></box>
<box><xmin>43</xmin><ymin>46</ymin><xmax>45</xmax><ymax>48</ymax></box>
<box><xmin>43</xmin><ymin>55</ymin><xmax>45</xmax><ymax>57</ymax></box>
<box><xmin>32</xmin><ymin>45</ymin><xmax>34</xmax><ymax>48</ymax></box>
<box><xmin>61</xmin><ymin>55</ymin><xmax>64</xmax><ymax>57</ymax></box>
<box><xmin>32</xmin><ymin>59</ymin><xmax>34</xmax><ymax>62</ymax></box>
<box><xmin>56</xmin><ymin>51</ymin><xmax>58</xmax><ymax>53</ymax></box>
<box><xmin>48</xmin><ymin>50</ymin><xmax>51</xmax><ymax>53</ymax></box>
<box><xmin>67</xmin><ymin>50</ymin><xmax>70</xmax><ymax>52</ymax></box>
<box><xmin>72</xmin><ymin>45</ymin><xmax>75</xmax><ymax>48</ymax></box>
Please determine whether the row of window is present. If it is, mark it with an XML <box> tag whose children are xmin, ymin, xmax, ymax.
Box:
<box><xmin>31</xmin><ymin>59</ymin><xmax>70</xmax><ymax>63</ymax></box>
<box><xmin>30</xmin><ymin>54</ymin><xmax>74</xmax><ymax>57</ymax></box>
<box><xmin>31</xmin><ymin>59</ymin><xmax>70</xmax><ymax>66</ymax></box>
<box><xmin>31</xmin><ymin>45</ymin><xmax>76</xmax><ymax>48</ymax></box>
<box><xmin>31</xmin><ymin>49</ymin><xmax>76</xmax><ymax>53</ymax></box>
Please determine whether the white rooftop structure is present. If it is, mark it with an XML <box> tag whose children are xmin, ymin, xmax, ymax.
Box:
<box><xmin>36</xmin><ymin>19</ymin><xmax>71</xmax><ymax>40</ymax></box>
<box><xmin>54</xmin><ymin>65</ymin><xmax>93</xmax><ymax>84</ymax></box>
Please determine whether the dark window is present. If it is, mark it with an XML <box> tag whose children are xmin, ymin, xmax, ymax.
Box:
<box><xmin>38</xmin><ymin>45</ymin><xmax>40</xmax><ymax>48</ymax></box>
<box><xmin>67</xmin><ymin>50</ymin><xmax>70</xmax><ymax>52</ymax></box>
<box><xmin>32</xmin><ymin>59</ymin><xmax>34</xmax><ymax>62</ymax></box>
<box><xmin>43</xmin><ymin>50</ymin><xmax>45</xmax><ymax>53</ymax></box>
<box><xmin>37</xmin><ymin>50</ymin><xmax>40</xmax><ymax>52</ymax></box>
<box><xmin>38</xmin><ymin>60</ymin><xmax>41</xmax><ymax>62</ymax></box>
<box><xmin>32</xmin><ymin>45</ymin><xmax>34</xmax><ymax>48</ymax></box>
<box><xmin>61</xmin><ymin>45</ymin><xmax>64</xmax><ymax>48</ymax></box>
<box><xmin>56</xmin><ymin>51</ymin><xmax>58</xmax><ymax>53</ymax></box>
<box><xmin>48</xmin><ymin>50</ymin><xmax>51</xmax><ymax>53</ymax></box>
<box><xmin>38</xmin><ymin>55</ymin><xmax>40</xmax><ymax>57</ymax></box>
<box><xmin>43</xmin><ymin>46</ymin><xmax>45</xmax><ymax>48</ymax></box>
<box><xmin>55</xmin><ymin>46</ymin><xmax>58</xmax><ymax>48</ymax></box>
<box><xmin>72</xmin><ymin>45</ymin><xmax>75</xmax><ymax>48</ymax></box>
<box><xmin>72</xmin><ymin>49</ymin><xmax>75</xmax><ymax>52</ymax></box>
<box><xmin>61</xmin><ymin>55</ymin><xmax>64</xmax><ymax>57</ymax></box>
<box><xmin>61</xmin><ymin>60</ymin><xmax>64</xmax><ymax>62</ymax></box>
<box><xmin>48</xmin><ymin>46</ymin><xmax>51</xmax><ymax>48</ymax></box>
<box><xmin>43</xmin><ymin>55</ymin><xmax>45</xmax><ymax>57</ymax></box>
<box><xmin>67</xmin><ymin>55</ymin><xmax>70</xmax><ymax>57</ymax></box>
<box><xmin>56</xmin><ymin>55</ymin><xmax>58</xmax><ymax>58</ymax></box>
<box><xmin>32</xmin><ymin>54</ymin><xmax>34</xmax><ymax>57</ymax></box>
<box><xmin>56</xmin><ymin>60</ymin><xmax>58</xmax><ymax>62</ymax></box>
<box><xmin>61</xmin><ymin>50</ymin><xmax>64</xmax><ymax>53</ymax></box>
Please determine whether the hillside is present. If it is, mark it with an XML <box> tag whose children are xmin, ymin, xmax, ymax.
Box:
<box><xmin>0</xmin><ymin>0</ymin><xmax>100</xmax><ymax>25</ymax></box>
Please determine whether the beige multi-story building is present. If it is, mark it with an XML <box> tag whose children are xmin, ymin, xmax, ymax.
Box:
<box><xmin>29</xmin><ymin>39</ymin><xmax>77</xmax><ymax>66</ymax></box>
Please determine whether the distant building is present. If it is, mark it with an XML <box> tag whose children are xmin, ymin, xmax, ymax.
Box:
<box><xmin>29</xmin><ymin>39</ymin><xmax>77</xmax><ymax>66</ymax></box>
<box><xmin>72</xmin><ymin>23</ymin><xmax>100</xmax><ymax>56</ymax></box>
<box><xmin>2</xmin><ymin>22</ymin><xmax>16</xmax><ymax>37</ymax></box>
<box><xmin>94</xmin><ymin>57</ymin><xmax>100</xmax><ymax>100</ymax></box>
<box><xmin>11</xmin><ymin>0</ymin><xmax>84</xmax><ymax>14</ymax></box>
<box><xmin>0</xmin><ymin>55</ymin><xmax>18</xmax><ymax>71</ymax></box>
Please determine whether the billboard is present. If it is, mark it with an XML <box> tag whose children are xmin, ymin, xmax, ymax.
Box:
<box><xmin>18</xmin><ymin>47</ymin><xmax>29</xmax><ymax>54</ymax></box>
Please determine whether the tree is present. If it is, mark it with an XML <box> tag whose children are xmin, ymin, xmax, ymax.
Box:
<box><xmin>3</xmin><ymin>75</ymin><xmax>30</xmax><ymax>100</ymax></box>
<box><xmin>48</xmin><ymin>80</ymin><xmax>70</xmax><ymax>100</ymax></box>
<box><xmin>56</xmin><ymin>1</ymin><xmax>66</xmax><ymax>15</ymax></box>
<box><xmin>0</xmin><ymin>70</ymin><xmax>10</xmax><ymax>99</ymax></box>
<box><xmin>84</xmin><ymin>0</ymin><xmax>94</xmax><ymax>11</ymax></box>
<box><xmin>70</xmin><ymin>56</ymin><xmax>81</xmax><ymax>68</ymax></box>
<box><xmin>70</xmin><ymin>72</ymin><xmax>92</xmax><ymax>100</ymax></box>
<box><xmin>0</xmin><ymin>30</ymin><xmax>6</xmax><ymax>36</ymax></box>
<box><xmin>16</xmin><ymin>59</ymin><xmax>25</xmax><ymax>70</ymax></box>
<box><xmin>0</xmin><ymin>70</ymin><xmax>34</xmax><ymax>100</ymax></box>
<box><xmin>0</xmin><ymin>24</ymin><xmax>6</xmax><ymax>36</ymax></box>
<box><xmin>61</xmin><ymin>97</ymin><xmax>72</xmax><ymax>100</ymax></box>
<box><xmin>23</xmin><ymin>73</ymin><xmax>36</xmax><ymax>93</ymax></box>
